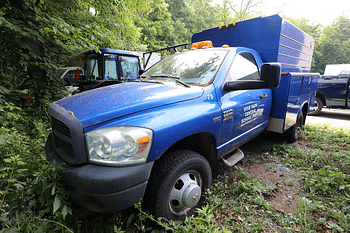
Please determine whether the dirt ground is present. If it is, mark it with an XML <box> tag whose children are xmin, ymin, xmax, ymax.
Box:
<box><xmin>217</xmin><ymin>131</ymin><xmax>307</xmax><ymax>214</ymax></box>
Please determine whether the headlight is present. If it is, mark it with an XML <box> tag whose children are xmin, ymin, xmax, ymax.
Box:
<box><xmin>85</xmin><ymin>127</ymin><xmax>153</xmax><ymax>166</ymax></box>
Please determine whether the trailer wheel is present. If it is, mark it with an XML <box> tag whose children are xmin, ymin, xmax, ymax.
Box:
<box><xmin>143</xmin><ymin>150</ymin><xmax>212</xmax><ymax>221</ymax></box>
<box><xmin>285</xmin><ymin>112</ymin><xmax>304</xmax><ymax>143</ymax></box>
<box><xmin>309</xmin><ymin>97</ymin><xmax>323</xmax><ymax>116</ymax></box>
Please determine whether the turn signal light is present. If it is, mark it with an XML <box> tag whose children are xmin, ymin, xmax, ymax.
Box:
<box><xmin>137</xmin><ymin>136</ymin><xmax>150</xmax><ymax>153</ymax></box>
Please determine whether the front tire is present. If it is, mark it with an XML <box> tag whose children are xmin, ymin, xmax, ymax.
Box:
<box><xmin>144</xmin><ymin>150</ymin><xmax>212</xmax><ymax>221</ymax></box>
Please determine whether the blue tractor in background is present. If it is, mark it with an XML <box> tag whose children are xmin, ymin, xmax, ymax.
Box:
<box><xmin>67</xmin><ymin>45</ymin><xmax>188</xmax><ymax>93</ymax></box>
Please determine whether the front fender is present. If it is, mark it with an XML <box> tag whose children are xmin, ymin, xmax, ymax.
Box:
<box><xmin>84</xmin><ymin>95</ymin><xmax>222</xmax><ymax>163</ymax></box>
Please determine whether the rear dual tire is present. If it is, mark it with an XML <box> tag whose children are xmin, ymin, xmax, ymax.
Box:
<box><xmin>285</xmin><ymin>112</ymin><xmax>304</xmax><ymax>143</ymax></box>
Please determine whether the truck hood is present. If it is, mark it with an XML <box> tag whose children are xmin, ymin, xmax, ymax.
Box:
<box><xmin>55</xmin><ymin>82</ymin><xmax>204</xmax><ymax>128</ymax></box>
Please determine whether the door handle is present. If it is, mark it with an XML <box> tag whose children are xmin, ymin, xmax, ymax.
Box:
<box><xmin>260</xmin><ymin>93</ymin><xmax>268</xmax><ymax>99</ymax></box>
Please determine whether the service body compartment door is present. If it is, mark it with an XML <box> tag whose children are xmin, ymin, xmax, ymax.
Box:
<box><xmin>285</xmin><ymin>74</ymin><xmax>315</xmax><ymax>130</ymax></box>
<box><xmin>268</xmin><ymin>72</ymin><xmax>319</xmax><ymax>133</ymax></box>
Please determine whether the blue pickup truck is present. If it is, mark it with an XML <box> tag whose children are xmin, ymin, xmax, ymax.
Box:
<box><xmin>311</xmin><ymin>72</ymin><xmax>350</xmax><ymax>115</ymax></box>
<box><xmin>45</xmin><ymin>15</ymin><xmax>319</xmax><ymax>221</ymax></box>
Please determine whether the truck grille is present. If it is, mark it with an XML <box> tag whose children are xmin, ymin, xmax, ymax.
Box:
<box><xmin>52</xmin><ymin>117</ymin><xmax>75</xmax><ymax>160</ymax></box>
<box><xmin>53</xmin><ymin>117</ymin><xmax>71</xmax><ymax>137</ymax></box>
<box><xmin>53</xmin><ymin>133</ymin><xmax>74</xmax><ymax>157</ymax></box>
<box><xmin>49</xmin><ymin>103</ymin><xmax>87</xmax><ymax>165</ymax></box>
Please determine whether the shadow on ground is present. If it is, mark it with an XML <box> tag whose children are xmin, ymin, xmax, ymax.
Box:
<box><xmin>240</xmin><ymin>131</ymin><xmax>295</xmax><ymax>154</ymax></box>
<box><xmin>315</xmin><ymin>109</ymin><xmax>350</xmax><ymax>120</ymax></box>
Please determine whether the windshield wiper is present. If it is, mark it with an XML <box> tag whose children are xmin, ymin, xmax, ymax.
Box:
<box><xmin>135</xmin><ymin>75</ymin><xmax>165</xmax><ymax>85</ymax></box>
<box><xmin>132</xmin><ymin>75</ymin><xmax>145</xmax><ymax>82</ymax></box>
<box><xmin>140</xmin><ymin>74</ymin><xmax>153</xmax><ymax>80</ymax></box>
<box><xmin>151</xmin><ymin>75</ymin><xmax>190</xmax><ymax>88</ymax></box>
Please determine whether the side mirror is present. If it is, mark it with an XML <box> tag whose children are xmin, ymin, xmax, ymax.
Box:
<box><xmin>222</xmin><ymin>80</ymin><xmax>266</xmax><ymax>92</ymax></box>
<box><xmin>260</xmin><ymin>63</ymin><xmax>281</xmax><ymax>89</ymax></box>
<box><xmin>222</xmin><ymin>63</ymin><xmax>281</xmax><ymax>93</ymax></box>
<box><xmin>139</xmin><ymin>69</ymin><xmax>144</xmax><ymax>76</ymax></box>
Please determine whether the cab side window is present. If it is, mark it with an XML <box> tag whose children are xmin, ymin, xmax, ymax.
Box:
<box><xmin>225</xmin><ymin>52</ymin><xmax>260</xmax><ymax>82</ymax></box>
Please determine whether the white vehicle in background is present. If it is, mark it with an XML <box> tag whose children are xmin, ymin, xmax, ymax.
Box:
<box><xmin>324</xmin><ymin>64</ymin><xmax>350</xmax><ymax>76</ymax></box>
<box><xmin>19</xmin><ymin>67</ymin><xmax>83</xmax><ymax>104</ymax></box>
<box><xmin>57</xmin><ymin>67</ymin><xmax>84</xmax><ymax>95</ymax></box>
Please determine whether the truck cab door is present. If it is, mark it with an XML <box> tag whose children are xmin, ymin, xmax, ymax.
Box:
<box><xmin>319</xmin><ymin>75</ymin><xmax>349</xmax><ymax>108</ymax></box>
<box><xmin>217</xmin><ymin>52</ymin><xmax>272</xmax><ymax>155</ymax></box>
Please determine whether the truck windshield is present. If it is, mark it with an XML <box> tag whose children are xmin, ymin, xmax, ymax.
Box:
<box><xmin>119</xmin><ymin>56</ymin><xmax>139</xmax><ymax>81</ymax></box>
<box><xmin>143</xmin><ymin>49</ymin><xmax>228</xmax><ymax>86</ymax></box>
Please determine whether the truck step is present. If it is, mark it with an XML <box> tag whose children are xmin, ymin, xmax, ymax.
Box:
<box><xmin>221</xmin><ymin>148</ymin><xmax>244</xmax><ymax>167</ymax></box>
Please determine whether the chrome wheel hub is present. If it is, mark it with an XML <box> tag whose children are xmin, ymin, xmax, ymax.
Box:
<box><xmin>169</xmin><ymin>171</ymin><xmax>202</xmax><ymax>215</ymax></box>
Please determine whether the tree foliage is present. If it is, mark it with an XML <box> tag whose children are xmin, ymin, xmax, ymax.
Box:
<box><xmin>228</xmin><ymin>0</ymin><xmax>262</xmax><ymax>22</ymax></box>
<box><xmin>136</xmin><ymin>0</ymin><xmax>176</xmax><ymax>51</ymax></box>
<box><xmin>164</xmin><ymin>0</ymin><xmax>225</xmax><ymax>47</ymax></box>
<box><xmin>0</xmin><ymin>0</ymin><xmax>148</xmax><ymax>117</ymax></box>
<box><xmin>314</xmin><ymin>16</ymin><xmax>350</xmax><ymax>73</ymax></box>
